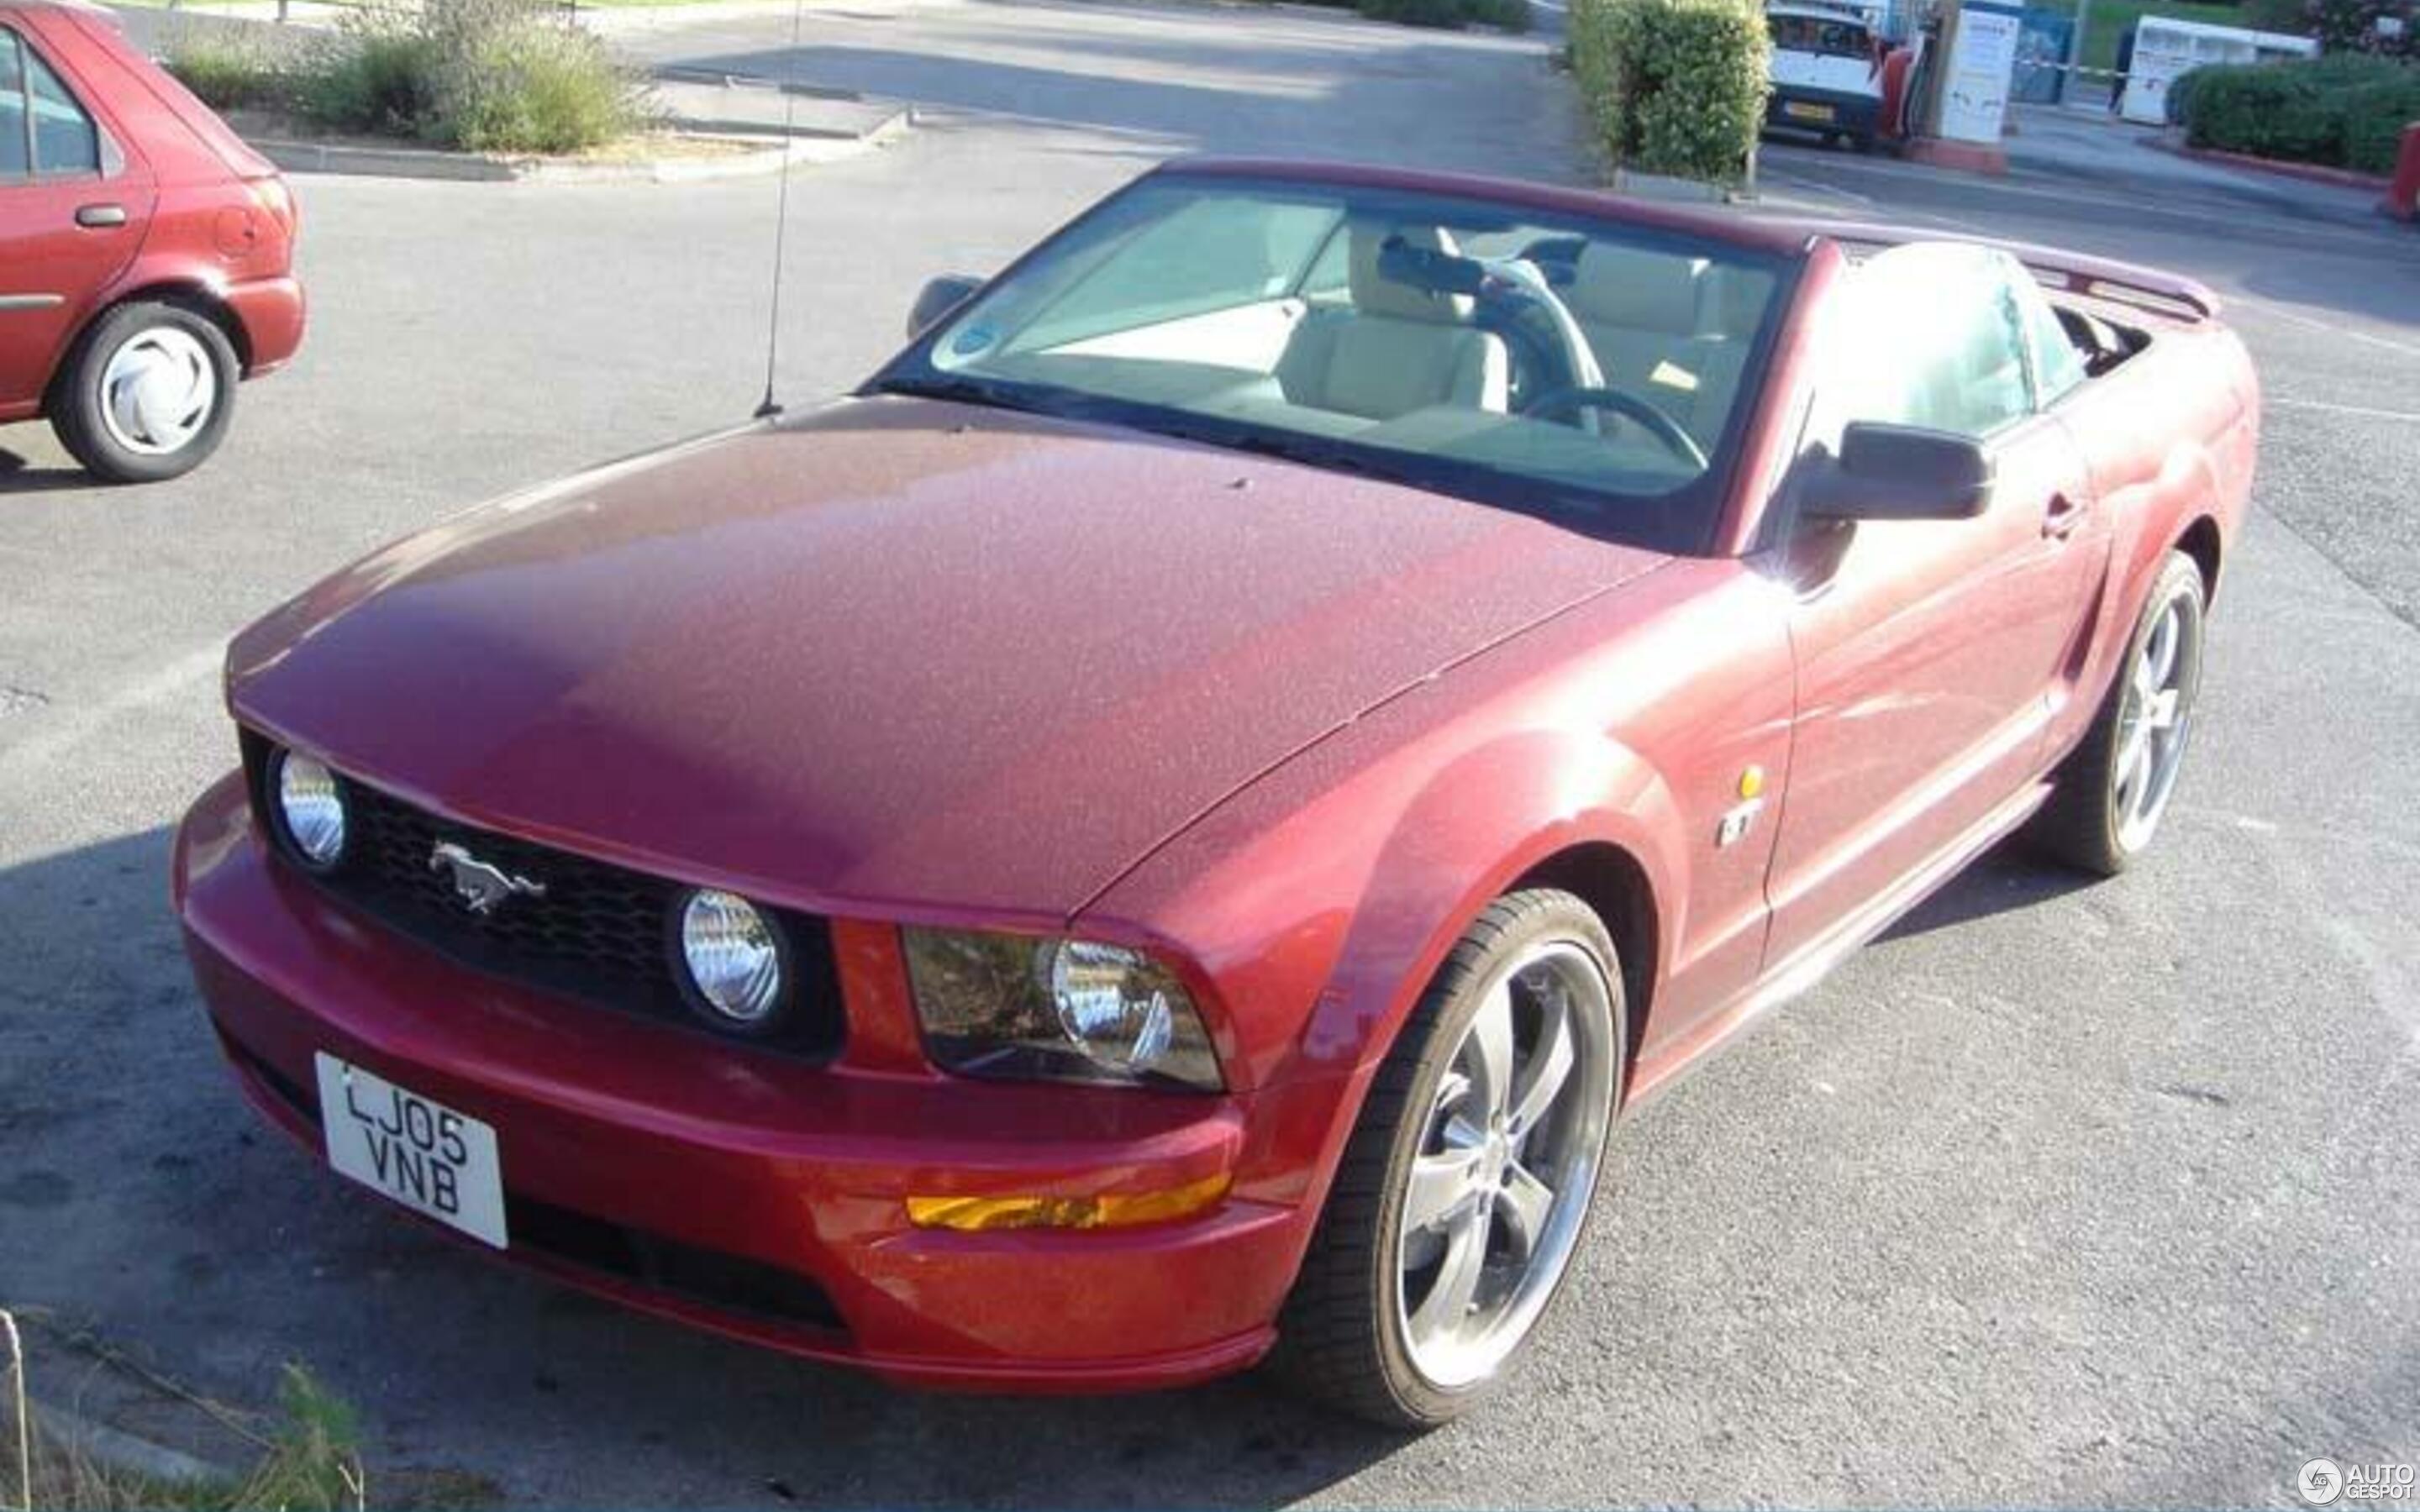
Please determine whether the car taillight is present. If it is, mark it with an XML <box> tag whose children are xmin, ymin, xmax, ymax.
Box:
<box><xmin>248</xmin><ymin>176</ymin><xmax>297</xmax><ymax>241</ymax></box>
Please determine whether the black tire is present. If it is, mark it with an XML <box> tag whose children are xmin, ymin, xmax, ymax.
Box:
<box><xmin>50</xmin><ymin>301</ymin><xmax>239</xmax><ymax>484</ymax></box>
<box><xmin>2033</xmin><ymin>550</ymin><xmax>2207</xmax><ymax>876</ymax></box>
<box><xmin>1271</xmin><ymin>888</ymin><xmax>1625</xmax><ymax>1430</ymax></box>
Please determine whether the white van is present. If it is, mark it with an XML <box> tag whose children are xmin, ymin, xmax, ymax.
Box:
<box><xmin>1765</xmin><ymin>2</ymin><xmax>1885</xmax><ymax>150</ymax></box>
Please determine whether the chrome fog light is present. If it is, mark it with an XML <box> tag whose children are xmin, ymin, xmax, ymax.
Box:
<box><xmin>272</xmin><ymin>749</ymin><xmax>347</xmax><ymax>869</ymax></box>
<box><xmin>677</xmin><ymin>889</ymin><xmax>786</xmax><ymax>1026</ymax></box>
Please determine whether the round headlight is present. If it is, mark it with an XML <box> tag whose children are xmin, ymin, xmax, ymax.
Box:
<box><xmin>274</xmin><ymin>750</ymin><xmax>346</xmax><ymax>869</ymax></box>
<box><xmin>678</xmin><ymin>890</ymin><xmax>784</xmax><ymax>1026</ymax></box>
<box><xmin>1049</xmin><ymin>940</ymin><xmax>1176</xmax><ymax>1071</ymax></box>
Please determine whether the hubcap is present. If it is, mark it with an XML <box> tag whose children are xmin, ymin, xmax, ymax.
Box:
<box><xmin>1394</xmin><ymin>939</ymin><xmax>1615</xmax><ymax>1389</ymax></box>
<box><xmin>98</xmin><ymin>326</ymin><xmax>218</xmax><ymax>457</ymax></box>
<box><xmin>2112</xmin><ymin>595</ymin><xmax>2194</xmax><ymax>852</ymax></box>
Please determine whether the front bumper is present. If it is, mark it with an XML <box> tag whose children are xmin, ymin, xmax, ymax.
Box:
<box><xmin>174</xmin><ymin>772</ymin><xmax>1307</xmax><ymax>1391</ymax></box>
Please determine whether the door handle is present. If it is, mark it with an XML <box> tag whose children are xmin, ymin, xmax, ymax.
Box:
<box><xmin>2043</xmin><ymin>491</ymin><xmax>2087</xmax><ymax>539</ymax></box>
<box><xmin>75</xmin><ymin>203</ymin><xmax>128</xmax><ymax>228</ymax></box>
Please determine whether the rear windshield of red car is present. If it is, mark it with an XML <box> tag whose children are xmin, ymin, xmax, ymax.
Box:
<box><xmin>871</xmin><ymin>174</ymin><xmax>1798</xmax><ymax>554</ymax></box>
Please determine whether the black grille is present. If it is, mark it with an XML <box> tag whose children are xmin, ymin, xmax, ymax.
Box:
<box><xmin>242</xmin><ymin>731</ymin><xmax>844</xmax><ymax>1058</ymax></box>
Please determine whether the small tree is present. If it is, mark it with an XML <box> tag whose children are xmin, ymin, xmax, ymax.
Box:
<box><xmin>1570</xmin><ymin>0</ymin><xmax>1770</xmax><ymax>187</ymax></box>
<box><xmin>2300</xmin><ymin>0</ymin><xmax>2416</xmax><ymax>56</ymax></box>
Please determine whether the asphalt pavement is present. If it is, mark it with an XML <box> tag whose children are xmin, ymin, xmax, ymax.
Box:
<box><xmin>2</xmin><ymin>2</ymin><xmax>2416</xmax><ymax>1504</ymax></box>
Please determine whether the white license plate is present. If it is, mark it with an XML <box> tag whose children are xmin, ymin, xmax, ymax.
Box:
<box><xmin>314</xmin><ymin>1053</ymin><xmax>508</xmax><ymax>1249</ymax></box>
<box><xmin>1784</xmin><ymin>101</ymin><xmax>1837</xmax><ymax>122</ymax></box>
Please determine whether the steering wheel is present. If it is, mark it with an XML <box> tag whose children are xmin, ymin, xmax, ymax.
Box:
<box><xmin>1520</xmin><ymin>384</ymin><xmax>1710</xmax><ymax>472</ymax></box>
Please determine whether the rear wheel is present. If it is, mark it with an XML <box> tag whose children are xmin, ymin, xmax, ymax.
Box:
<box><xmin>50</xmin><ymin>302</ymin><xmax>239</xmax><ymax>484</ymax></box>
<box><xmin>2035</xmin><ymin>550</ymin><xmax>2207</xmax><ymax>875</ymax></box>
<box><xmin>1274</xmin><ymin>889</ymin><xmax>1623</xmax><ymax>1428</ymax></box>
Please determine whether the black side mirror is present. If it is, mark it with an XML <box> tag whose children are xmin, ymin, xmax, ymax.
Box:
<box><xmin>908</xmin><ymin>274</ymin><xmax>982</xmax><ymax>340</ymax></box>
<box><xmin>1799</xmin><ymin>422</ymin><xmax>1994</xmax><ymax>522</ymax></box>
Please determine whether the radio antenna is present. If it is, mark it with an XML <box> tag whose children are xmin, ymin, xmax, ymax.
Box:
<box><xmin>753</xmin><ymin>0</ymin><xmax>808</xmax><ymax>420</ymax></box>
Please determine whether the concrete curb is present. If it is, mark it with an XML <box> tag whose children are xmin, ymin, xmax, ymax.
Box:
<box><xmin>249</xmin><ymin>108</ymin><xmax>908</xmax><ymax>182</ymax></box>
<box><xmin>1610</xmin><ymin>167</ymin><xmax>1749</xmax><ymax>205</ymax></box>
<box><xmin>27</xmin><ymin>1399</ymin><xmax>233</xmax><ymax>1488</ymax></box>
<box><xmin>2145</xmin><ymin>133</ymin><xmax>2393</xmax><ymax>193</ymax></box>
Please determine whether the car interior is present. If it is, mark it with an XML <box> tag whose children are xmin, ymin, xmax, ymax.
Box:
<box><xmin>927</xmin><ymin>191</ymin><xmax>1786</xmax><ymax>512</ymax></box>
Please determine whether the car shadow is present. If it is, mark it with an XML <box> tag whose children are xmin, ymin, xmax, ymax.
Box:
<box><xmin>0</xmin><ymin>448</ymin><xmax>92</xmax><ymax>494</ymax></box>
<box><xmin>1876</xmin><ymin>837</ymin><xmax>2098</xmax><ymax>942</ymax></box>
<box><xmin>0</xmin><ymin>825</ymin><xmax>1411</xmax><ymax>1506</ymax></box>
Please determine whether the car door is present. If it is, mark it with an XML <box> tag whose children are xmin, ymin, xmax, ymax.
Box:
<box><xmin>1760</xmin><ymin>242</ymin><xmax>2101</xmax><ymax>968</ymax></box>
<box><xmin>0</xmin><ymin>18</ymin><xmax>153</xmax><ymax>415</ymax></box>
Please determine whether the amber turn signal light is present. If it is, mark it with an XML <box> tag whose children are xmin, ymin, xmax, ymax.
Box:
<box><xmin>905</xmin><ymin>1173</ymin><xmax>1232</xmax><ymax>1232</ymax></box>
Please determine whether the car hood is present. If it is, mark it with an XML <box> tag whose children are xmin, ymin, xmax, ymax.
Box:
<box><xmin>229</xmin><ymin>396</ymin><xmax>1669</xmax><ymax>920</ymax></box>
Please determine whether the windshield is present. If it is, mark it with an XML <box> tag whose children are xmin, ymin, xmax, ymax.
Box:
<box><xmin>1769</xmin><ymin>13</ymin><xmax>1875</xmax><ymax>58</ymax></box>
<box><xmin>872</xmin><ymin>175</ymin><xmax>1792</xmax><ymax>554</ymax></box>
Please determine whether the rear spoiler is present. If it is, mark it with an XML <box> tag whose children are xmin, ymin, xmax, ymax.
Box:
<box><xmin>1794</xmin><ymin>220</ymin><xmax>2222</xmax><ymax>323</ymax></box>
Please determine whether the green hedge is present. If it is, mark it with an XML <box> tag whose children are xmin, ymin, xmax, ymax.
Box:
<box><xmin>2177</xmin><ymin>54</ymin><xmax>2420</xmax><ymax>173</ymax></box>
<box><xmin>1570</xmin><ymin>0</ymin><xmax>1769</xmax><ymax>185</ymax></box>
<box><xmin>1356</xmin><ymin>0</ymin><xmax>1533</xmax><ymax>31</ymax></box>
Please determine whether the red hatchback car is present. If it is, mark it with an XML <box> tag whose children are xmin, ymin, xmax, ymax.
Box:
<box><xmin>176</xmin><ymin>162</ymin><xmax>2256</xmax><ymax>1427</ymax></box>
<box><xmin>0</xmin><ymin>0</ymin><xmax>301</xmax><ymax>482</ymax></box>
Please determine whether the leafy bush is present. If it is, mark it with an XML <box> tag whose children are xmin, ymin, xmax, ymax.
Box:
<box><xmin>2341</xmin><ymin>71</ymin><xmax>2420</xmax><ymax>169</ymax></box>
<box><xmin>292</xmin><ymin>28</ymin><xmax>441</xmax><ymax>137</ymax></box>
<box><xmin>437</xmin><ymin>19</ymin><xmax>646</xmax><ymax>151</ymax></box>
<box><xmin>1355</xmin><ymin>0</ymin><xmax>1532</xmax><ymax>29</ymax></box>
<box><xmin>2177</xmin><ymin>53</ymin><xmax>2420</xmax><ymax>171</ymax></box>
<box><xmin>286</xmin><ymin>0</ymin><xmax>644</xmax><ymax>153</ymax></box>
<box><xmin>166</xmin><ymin>35</ymin><xmax>287</xmax><ymax>112</ymax></box>
<box><xmin>1570</xmin><ymin>0</ymin><xmax>1768</xmax><ymax>184</ymax></box>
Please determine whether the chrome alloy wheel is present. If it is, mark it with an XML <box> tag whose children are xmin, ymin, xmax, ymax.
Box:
<box><xmin>1394</xmin><ymin>938</ymin><xmax>1616</xmax><ymax>1389</ymax></box>
<box><xmin>98</xmin><ymin>325</ymin><xmax>220</xmax><ymax>458</ymax></box>
<box><xmin>2112</xmin><ymin>593</ymin><xmax>2195</xmax><ymax>852</ymax></box>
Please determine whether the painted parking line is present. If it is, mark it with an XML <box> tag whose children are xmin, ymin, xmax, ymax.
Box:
<box><xmin>2238</xmin><ymin>301</ymin><xmax>2420</xmax><ymax>363</ymax></box>
<box><xmin>0</xmin><ymin>644</ymin><xmax>222</xmax><ymax>784</ymax></box>
<box><xmin>2265</xmin><ymin>396</ymin><xmax>2420</xmax><ymax>424</ymax></box>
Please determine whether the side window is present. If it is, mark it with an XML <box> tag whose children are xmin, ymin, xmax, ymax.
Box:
<box><xmin>0</xmin><ymin>31</ymin><xmax>29</xmax><ymax>180</ymax></box>
<box><xmin>24</xmin><ymin>40</ymin><xmax>99</xmax><ymax>176</ymax></box>
<box><xmin>2018</xmin><ymin>278</ymin><xmax>2090</xmax><ymax>407</ymax></box>
<box><xmin>1804</xmin><ymin>242</ymin><xmax>2036</xmax><ymax>447</ymax></box>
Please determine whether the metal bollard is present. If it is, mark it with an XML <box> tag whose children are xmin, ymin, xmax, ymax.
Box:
<box><xmin>2384</xmin><ymin>122</ymin><xmax>2420</xmax><ymax>223</ymax></box>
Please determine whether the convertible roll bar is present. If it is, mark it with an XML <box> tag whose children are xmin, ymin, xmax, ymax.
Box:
<box><xmin>1794</xmin><ymin>220</ymin><xmax>2223</xmax><ymax>323</ymax></box>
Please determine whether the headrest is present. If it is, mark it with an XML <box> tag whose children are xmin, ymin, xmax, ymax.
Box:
<box><xmin>1349</xmin><ymin>223</ymin><xmax>1471</xmax><ymax>324</ymax></box>
<box><xmin>1567</xmin><ymin>244</ymin><xmax>1701</xmax><ymax>335</ymax></box>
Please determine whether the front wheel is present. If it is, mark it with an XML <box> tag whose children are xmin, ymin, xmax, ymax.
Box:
<box><xmin>50</xmin><ymin>302</ymin><xmax>239</xmax><ymax>485</ymax></box>
<box><xmin>1274</xmin><ymin>889</ymin><xmax>1624</xmax><ymax>1428</ymax></box>
<box><xmin>2035</xmin><ymin>550</ymin><xmax>2207</xmax><ymax>874</ymax></box>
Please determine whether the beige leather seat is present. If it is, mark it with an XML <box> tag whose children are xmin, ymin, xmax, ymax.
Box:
<box><xmin>1566</xmin><ymin>244</ymin><xmax>1705</xmax><ymax>408</ymax></box>
<box><xmin>1566</xmin><ymin>244</ymin><xmax>1765</xmax><ymax>447</ymax></box>
<box><xmin>1276</xmin><ymin>224</ymin><xmax>1509</xmax><ymax>422</ymax></box>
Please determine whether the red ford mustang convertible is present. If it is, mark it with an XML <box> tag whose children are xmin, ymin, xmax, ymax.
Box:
<box><xmin>175</xmin><ymin>161</ymin><xmax>2257</xmax><ymax>1426</ymax></box>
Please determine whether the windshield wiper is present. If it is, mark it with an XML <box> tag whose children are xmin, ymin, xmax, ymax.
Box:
<box><xmin>870</xmin><ymin>373</ymin><xmax>1058</xmax><ymax>417</ymax></box>
<box><xmin>1199</xmin><ymin>428</ymin><xmax>1430</xmax><ymax>490</ymax></box>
